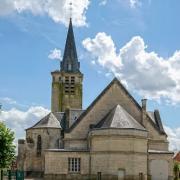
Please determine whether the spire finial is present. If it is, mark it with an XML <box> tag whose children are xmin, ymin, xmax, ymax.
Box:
<box><xmin>69</xmin><ymin>1</ymin><xmax>73</xmax><ymax>20</ymax></box>
<box><xmin>61</xmin><ymin>3</ymin><xmax>80</xmax><ymax>73</ymax></box>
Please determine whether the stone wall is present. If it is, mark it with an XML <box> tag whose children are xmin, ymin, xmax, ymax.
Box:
<box><xmin>64</xmin><ymin>80</ymin><xmax>170</xmax><ymax>153</ymax></box>
<box><xmin>65</xmin><ymin>82</ymin><xmax>142</xmax><ymax>140</ymax></box>
<box><xmin>44</xmin><ymin>150</ymin><xmax>148</xmax><ymax>180</ymax></box>
<box><xmin>148</xmin><ymin>152</ymin><xmax>174</xmax><ymax>179</ymax></box>
<box><xmin>26</xmin><ymin>128</ymin><xmax>61</xmax><ymax>150</ymax></box>
<box><xmin>89</xmin><ymin>129</ymin><xmax>148</xmax><ymax>178</ymax></box>
<box><xmin>64</xmin><ymin>139</ymin><xmax>88</xmax><ymax>150</ymax></box>
<box><xmin>18</xmin><ymin>127</ymin><xmax>61</xmax><ymax>173</ymax></box>
<box><xmin>45</xmin><ymin>151</ymin><xmax>89</xmax><ymax>175</ymax></box>
<box><xmin>89</xmin><ymin>129</ymin><xmax>147</xmax><ymax>152</ymax></box>
<box><xmin>51</xmin><ymin>71</ymin><xmax>83</xmax><ymax>112</ymax></box>
<box><xmin>45</xmin><ymin>128</ymin><xmax>148</xmax><ymax>179</ymax></box>
<box><xmin>148</xmin><ymin>139</ymin><xmax>169</xmax><ymax>151</ymax></box>
<box><xmin>90</xmin><ymin>153</ymin><xmax>147</xmax><ymax>177</ymax></box>
<box><xmin>144</xmin><ymin>115</ymin><xmax>169</xmax><ymax>151</ymax></box>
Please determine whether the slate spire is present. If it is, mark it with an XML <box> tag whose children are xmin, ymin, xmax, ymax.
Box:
<box><xmin>60</xmin><ymin>18</ymin><xmax>80</xmax><ymax>72</ymax></box>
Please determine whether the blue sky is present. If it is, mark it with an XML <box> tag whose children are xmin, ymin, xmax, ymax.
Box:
<box><xmin>0</xmin><ymin>0</ymin><xmax>180</xmax><ymax>151</ymax></box>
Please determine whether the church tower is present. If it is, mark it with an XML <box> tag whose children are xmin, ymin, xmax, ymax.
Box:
<box><xmin>51</xmin><ymin>18</ymin><xmax>83</xmax><ymax>112</ymax></box>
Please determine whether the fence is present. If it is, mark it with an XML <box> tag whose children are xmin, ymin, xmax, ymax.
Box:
<box><xmin>0</xmin><ymin>170</ymin><xmax>24</xmax><ymax>180</ymax></box>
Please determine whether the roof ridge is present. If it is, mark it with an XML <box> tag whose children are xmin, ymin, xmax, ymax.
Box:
<box><xmin>66</xmin><ymin>78</ymin><xmax>142</xmax><ymax>132</ymax></box>
<box><xmin>27</xmin><ymin>112</ymin><xmax>51</xmax><ymax>129</ymax></box>
<box><xmin>94</xmin><ymin>105</ymin><xmax>118</xmax><ymax>128</ymax></box>
<box><xmin>154</xmin><ymin>109</ymin><xmax>165</xmax><ymax>134</ymax></box>
<box><xmin>94</xmin><ymin>104</ymin><xmax>145</xmax><ymax>130</ymax></box>
<box><xmin>113</xmin><ymin>104</ymin><xmax>145</xmax><ymax>130</ymax></box>
<box><xmin>26</xmin><ymin>112</ymin><xmax>62</xmax><ymax>130</ymax></box>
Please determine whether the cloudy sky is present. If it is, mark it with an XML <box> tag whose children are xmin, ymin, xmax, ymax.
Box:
<box><xmin>0</xmin><ymin>0</ymin><xmax>180</xmax><ymax>151</ymax></box>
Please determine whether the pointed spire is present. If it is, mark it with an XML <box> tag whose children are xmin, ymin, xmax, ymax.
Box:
<box><xmin>61</xmin><ymin>18</ymin><xmax>80</xmax><ymax>73</ymax></box>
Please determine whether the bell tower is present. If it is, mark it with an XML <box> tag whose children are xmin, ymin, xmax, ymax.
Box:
<box><xmin>51</xmin><ymin>18</ymin><xmax>83</xmax><ymax>112</ymax></box>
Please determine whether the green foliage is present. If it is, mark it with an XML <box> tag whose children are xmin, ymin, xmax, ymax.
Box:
<box><xmin>174</xmin><ymin>161</ymin><xmax>180</xmax><ymax>180</ymax></box>
<box><xmin>0</xmin><ymin>122</ymin><xmax>15</xmax><ymax>169</ymax></box>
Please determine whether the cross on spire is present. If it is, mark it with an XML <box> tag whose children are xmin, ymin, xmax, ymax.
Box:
<box><xmin>69</xmin><ymin>2</ymin><xmax>73</xmax><ymax>19</ymax></box>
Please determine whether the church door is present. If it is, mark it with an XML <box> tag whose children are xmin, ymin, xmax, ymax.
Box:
<box><xmin>150</xmin><ymin>160</ymin><xmax>168</xmax><ymax>180</ymax></box>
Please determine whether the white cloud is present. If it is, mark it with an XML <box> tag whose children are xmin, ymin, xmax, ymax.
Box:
<box><xmin>91</xmin><ymin>60</ymin><xmax>96</xmax><ymax>65</ymax></box>
<box><xmin>164</xmin><ymin>126</ymin><xmax>180</xmax><ymax>151</ymax></box>
<box><xmin>0</xmin><ymin>106</ymin><xmax>50</xmax><ymax>151</ymax></box>
<box><xmin>0</xmin><ymin>97</ymin><xmax>17</xmax><ymax>105</ymax></box>
<box><xmin>82</xmin><ymin>32</ymin><xmax>122</xmax><ymax>72</ymax></box>
<box><xmin>129</xmin><ymin>0</ymin><xmax>141</xmax><ymax>8</ymax></box>
<box><xmin>48</xmin><ymin>48</ymin><xmax>62</xmax><ymax>60</ymax></box>
<box><xmin>0</xmin><ymin>0</ymin><xmax>90</xmax><ymax>27</ymax></box>
<box><xmin>99</xmin><ymin>0</ymin><xmax>107</xmax><ymax>6</ymax></box>
<box><xmin>122</xmin><ymin>0</ymin><xmax>141</xmax><ymax>8</ymax></box>
<box><xmin>105</xmin><ymin>0</ymin><xmax>141</xmax><ymax>8</ymax></box>
<box><xmin>0</xmin><ymin>97</ymin><xmax>30</xmax><ymax>108</ymax></box>
<box><xmin>0</xmin><ymin>97</ymin><xmax>33</xmax><ymax>109</ymax></box>
<box><xmin>82</xmin><ymin>33</ymin><xmax>180</xmax><ymax>104</ymax></box>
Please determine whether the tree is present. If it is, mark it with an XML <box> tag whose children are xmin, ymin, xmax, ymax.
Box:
<box><xmin>174</xmin><ymin>161</ymin><xmax>180</xmax><ymax>180</ymax></box>
<box><xmin>0</xmin><ymin>122</ymin><xmax>16</xmax><ymax>179</ymax></box>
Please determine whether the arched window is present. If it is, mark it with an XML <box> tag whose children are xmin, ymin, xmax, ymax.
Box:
<box><xmin>37</xmin><ymin>135</ymin><xmax>42</xmax><ymax>157</ymax></box>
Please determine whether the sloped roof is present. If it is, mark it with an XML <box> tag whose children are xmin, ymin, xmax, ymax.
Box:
<box><xmin>173</xmin><ymin>152</ymin><xmax>180</xmax><ymax>162</ymax></box>
<box><xmin>67</xmin><ymin>78</ymin><xmax>142</xmax><ymax>132</ymax></box>
<box><xmin>61</xmin><ymin>18</ymin><xmax>80</xmax><ymax>73</ymax></box>
<box><xmin>27</xmin><ymin>112</ymin><xmax>63</xmax><ymax>130</ymax></box>
<box><xmin>147</xmin><ymin>111</ymin><xmax>156</xmax><ymax>123</ymax></box>
<box><xmin>147</xmin><ymin>110</ymin><xmax>166</xmax><ymax>134</ymax></box>
<box><xmin>94</xmin><ymin>104</ymin><xmax>146</xmax><ymax>130</ymax></box>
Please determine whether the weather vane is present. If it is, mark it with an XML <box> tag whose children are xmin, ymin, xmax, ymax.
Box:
<box><xmin>69</xmin><ymin>1</ymin><xmax>73</xmax><ymax>19</ymax></box>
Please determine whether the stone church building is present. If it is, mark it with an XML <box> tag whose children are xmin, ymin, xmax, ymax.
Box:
<box><xmin>17</xmin><ymin>19</ymin><xmax>174</xmax><ymax>180</ymax></box>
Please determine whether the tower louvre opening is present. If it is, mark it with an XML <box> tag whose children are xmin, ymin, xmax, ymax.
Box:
<box><xmin>51</xmin><ymin>18</ymin><xmax>83</xmax><ymax>112</ymax></box>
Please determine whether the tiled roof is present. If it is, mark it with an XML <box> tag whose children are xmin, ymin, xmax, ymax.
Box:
<box><xmin>27</xmin><ymin>112</ymin><xmax>63</xmax><ymax>130</ymax></box>
<box><xmin>60</xmin><ymin>18</ymin><xmax>80</xmax><ymax>73</ymax></box>
<box><xmin>147</xmin><ymin>110</ymin><xmax>166</xmax><ymax>134</ymax></box>
<box><xmin>67</xmin><ymin>78</ymin><xmax>142</xmax><ymax>132</ymax></box>
<box><xmin>173</xmin><ymin>152</ymin><xmax>180</xmax><ymax>162</ymax></box>
<box><xmin>95</xmin><ymin>104</ymin><xmax>146</xmax><ymax>130</ymax></box>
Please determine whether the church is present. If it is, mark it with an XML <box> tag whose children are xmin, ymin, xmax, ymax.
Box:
<box><xmin>17</xmin><ymin>18</ymin><xmax>174</xmax><ymax>180</ymax></box>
